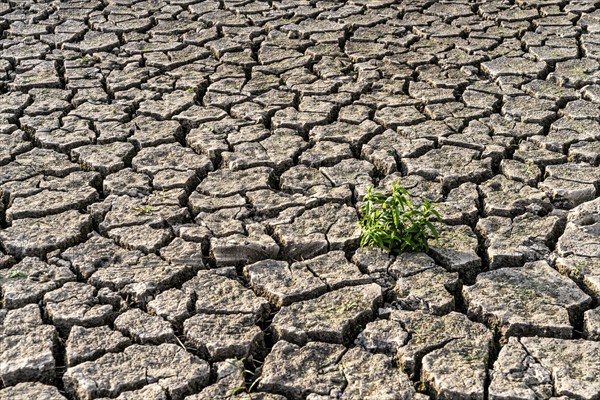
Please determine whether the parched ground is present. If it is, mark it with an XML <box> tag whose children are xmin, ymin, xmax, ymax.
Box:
<box><xmin>2</xmin><ymin>0</ymin><xmax>600</xmax><ymax>399</ymax></box>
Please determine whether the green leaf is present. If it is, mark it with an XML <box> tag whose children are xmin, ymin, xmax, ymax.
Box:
<box><xmin>357</xmin><ymin>182</ymin><xmax>441</xmax><ymax>255</ymax></box>
<box><xmin>231</xmin><ymin>386</ymin><xmax>247</xmax><ymax>395</ymax></box>
<box><xmin>6</xmin><ymin>270</ymin><xmax>27</xmax><ymax>279</ymax></box>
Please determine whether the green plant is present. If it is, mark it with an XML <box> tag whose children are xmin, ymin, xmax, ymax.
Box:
<box><xmin>521</xmin><ymin>160</ymin><xmax>537</xmax><ymax>176</ymax></box>
<box><xmin>358</xmin><ymin>181</ymin><xmax>441</xmax><ymax>253</ymax></box>
<box><xmin>231</xmin><ymin>379</ymin><xmax>261</xmax><ymax>398</ymax></box>
<box><xmin>132</xmin><ymin>205</ymin><xmax>160</xmax><ymax>215</ymax></box>
<box><xmin>80</xmin><ymin>162</ymin><xmax>94</xmax><ymax>172</ymax></box>
<box><xmin>229</xmin><ymin>358</ymin><xmax>261</xmax><ymax>398</ymax></box>
<box><xmin>6</xmin><ymin>270</ymin><xmax>27</xmax><ymax>279</ymax></box>
<box><xmin>342</xmin><ymin>301</ymin><xmax>358</xmax><ymax>311</ymax></box>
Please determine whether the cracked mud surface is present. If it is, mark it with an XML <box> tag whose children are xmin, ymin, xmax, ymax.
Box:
<box><xmin>1</xmin><ymin>0</ymin><xmax>600</xmax><ymax>399</ymax></box>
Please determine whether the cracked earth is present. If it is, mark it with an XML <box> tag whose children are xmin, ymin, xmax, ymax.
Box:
<box><xmin>1</xmin><ymin>0</ymin><xmax>600</xmax><ymax>399</ymax></box>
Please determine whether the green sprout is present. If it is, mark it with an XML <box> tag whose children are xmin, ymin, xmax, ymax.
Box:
<box><xmin>229</xmin><ymin>358</ymin><xmax>261</xmax><ymax>397</ymax></box>
<box><xmin>358</xmin><ymin>181</ymin><xmax>441</xmax><ymax>253</ymax></box>
<box><xmin>6</xmin><ymin>270</ymin><xmax>28</xmax><ymax>279</ymax></box>
<box><xmin>132</xmin><ymin>205</ymin><xmax>160</xmax><ymax>215</ymax></box>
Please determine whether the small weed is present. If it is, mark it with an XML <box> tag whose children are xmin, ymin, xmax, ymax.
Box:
<box><xmin>80</xmin><ymin>54</ymin><xmax>100</xmax><ymax>64</ymax></box>
<box><xmin>521</xmin><ymin>160</ymin><xmax>537</xmax><ymax>176</ymax></box>
<box><xmin>231</xmin><ymin>379</ymin><xmax>261</xmax><ymax>398</ymax></box>
<box><xmin>228</xmin><ymin>358</ymin><xmax>261</xmax><ymax>398</ymax></box>
<box><xmin>185</xmin><ymin>87</ymin><xmax>195</xmax><ymax>93</ymax></box>
<box><xmin>6</xmin><ymin>270</ymin><xmax>27</xmax><ymax>279</ymax></box>
<box><xmin>132</xmin><ymin>205</ymin><xmax>160</xmax><ymax>215</ymax></box>
<box><xmin>358</xmin><ymin>181</ymin><xmax>441</xmax><ymax>253</ymax></box>
<box><xmin>80</xmin><ymin>162</ymin><xmax>94</xmax><ymax>172</ymax></box>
